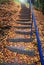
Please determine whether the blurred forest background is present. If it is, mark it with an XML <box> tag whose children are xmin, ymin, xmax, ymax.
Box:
<box><xmin>0</xmin><ymin>0</ymin><xmax>44</xmax><ymax>14</ymax></box>
<box><xmin>32</xmin><ymin>0</ymin><xmax>44</xmax><ymax>14</ymax></box>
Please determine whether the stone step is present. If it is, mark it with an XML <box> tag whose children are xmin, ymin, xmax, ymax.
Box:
<box><xmin>7</xmin><ymin>38</ymin><xmax>34</xmax><ymax>42</ymax></box>
<box><xmin>21</xmin><ymin>10</ymin><xmax>29</xmax><ymax>12</ymax></box>
<box><xmin>20</xmin><ymin>14</ymin><xmax>29</xmax><ymax>15</ymax></box>
<box><xmin>17</xmin><ymin>19</ymin><xmax>30</xmax><ymax>21</ymax></box>
<box><xmin>20</xmin><ymin>9</ymin><xmax>29</xmax><ymax>11</ymax></box>
<box><xmin>18</xmin><ymin>14</ymin><xmax>29</xmax><ymax>16</ymax></box>
<box><xmin>20</xmin><ymin>11</ymin><xmax>29</xmax><ymax>12</ymax></box>
<box><xmin>18</xmin><ymin>15</ymin><xmax>30</xmax><ymax>17</ymax></box>
<box><xmin>20</xmin><ymin>13</ymin><xmax>29</xmax><ymax>15</ymax></box>
<box><xmin>0</xmin><ymin>62</ymin><xmax>35</xmax><ymax>65</ymax></box>
<box><xmin>20</xmin><ymin>17</ymin><xmax>30</xmax><ymax>19</ymax></box>
<box><xmin>13</xmin><ymin>25</ymin><xmax>31</xmax><ymax>29</ymax></box>
<box><xmin>5</xmin><ymin>45</ymin><xmax>34</xmax><ymax>56</ymax></box>
<box><xmin>18</xmin><ymin>14</ymin><xmax>30</xmax><ymax>16</ymax></box>
<box><xmin>20</xmin><ymin>16</ymin><xmax>29</xmax><ymax>19</ymax></box>
<box><xmin>19</xmin><ymin>17</ymin><xmax>30</xmax><ymax>19</ymax></box>
<box><xmin>15</xmin><ymin>30</ymin><xmax>32</xmax><ymax>35</ymax></box>
<box><xmin>16</xmin><ymin>20</ymin><xmax>32</xmax><ymax>23</ymax></box>
<box><xmin>16</xmin><ymin>21</ymin><xmax>31</xmax><ymax>23</ymax></box>
<box><xmin>21</xmin><ymin>9</ymin><xmax>29</xmax><ymax>11</ymax></box>
<box><xmin>16</xmin><ymin>22</ymin><xmax>32</xmax><ymax>25</ymax></box>
<box><xmin>17</xmin><ymin>21</ymin><xmax>31</xmax><ymax>22</ymax></box>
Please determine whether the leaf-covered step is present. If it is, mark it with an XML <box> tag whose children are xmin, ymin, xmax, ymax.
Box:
<box><xmin>20</xmin><ymin>11</ymin><xmax>29</xmax><ymax>13</ymax></box>
<box><xmin>20</xmin><ymin>13</ymin><xmax>29</xmax><ymax>15</ymax></box>
<box><xmin>20</xmin><ymin>17</ymin><xmax>29</xmax><ymax>19</ymax></box>
<box><xmin>20</xmin><ymin>11</ymin><xmax>29</xmax><ymax>12</ymax></box>
<box><xmin>13</xmin><ymin>25</ymin><xmax>31</xmax><ymax>29</ymax></box>
<box><xmin>16</xmin><ymin>22</ymin><xmax>32</xmax><ymax>25</ymax></box>
<box><xmin>20</xmin><ymin>11</ymin><xmax>29</xmax><ymax>14</ymax></box>
<box><xmin>17</xmin><ymin>19</ymin><xmax>30</xmax><ymax>21</ymax></box>
<box><xmin>7</xmin><ymin>38</ymin><xmax>34</xmax><ymax>42</ymax></box>
<box><xmin>20</xmin><ymin>10</ymin><xmax>29</xmax><ymax>12</ymax></box>
<box><xmin>5</xmin><ymin>46</ymin><xmax>35</xmax><ymax>56</ymax></box>
<box><xmin>16</xmin><ymin>21</ymin><xmax>31</xmax><ymax>23</ymax></box>
<box><xmin>18</xmin><ymin>14</ymin><xmax>30</xmax><ymax>16</ymax></box>
<box><xmin>0</xmin><ymin>62</ymin><xmax>35</xmax><ymax>65</ymax></box>
<box><xmin>15</xmin><ymin>30</ymin><xmax>32</xmax><ymax>35</ymax></box>
<box><xmin>17</xmin><ymin>21</ymin><xmax>31</xmax><ymax>22</ymax></box>
<box><xmin>18</xmin><ymin>15</ymin><xmax>30</xmax><ymax>17</ymax></box>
